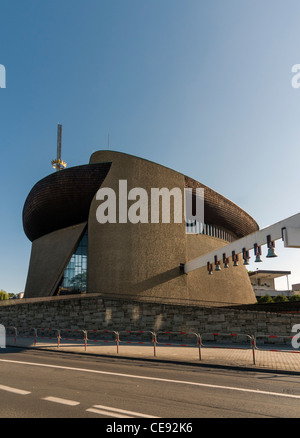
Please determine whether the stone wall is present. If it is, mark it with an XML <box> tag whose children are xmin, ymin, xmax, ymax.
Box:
<box><xmin>0</xmin><ymin>294</ymin><xmax>298</xmax><ymax>340</ymax></box>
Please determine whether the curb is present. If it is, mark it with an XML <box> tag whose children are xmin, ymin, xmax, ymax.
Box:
<box><xmin>5</xmin><ymin>344</ymin><xmax>300</xmax><ymax>377</ymax></box>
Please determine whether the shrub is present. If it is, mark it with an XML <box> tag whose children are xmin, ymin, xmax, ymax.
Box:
<box><xmin>257</xmin><ymin>294</ymin><xmax>273</xmax><ymax>304</ymax></box>
<box><xmin>0</xmin><ymin>290</ymin><xmax>8</xmax><ymax>300</ymax></box>
<box><xmin>288</xmin><ymin>294</ymin><xmax>300</xmax><ymax>302</ymax></box>
<box><xmin>273</xmin><ymin>294</ymin><xmax>288</xmax><ymax>303</ymax></box>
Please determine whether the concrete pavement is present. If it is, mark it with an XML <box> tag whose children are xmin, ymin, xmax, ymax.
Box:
<box><xmin>4</xmin><ymin>334</ymin><xmax>300</xmax><ymax>374</ymax></box>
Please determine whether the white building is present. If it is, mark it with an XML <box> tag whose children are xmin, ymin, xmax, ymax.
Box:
<box><xmin>248</xmin><ymin>270</ymin><xmax>293</xmax><ymax>298</ymax></box>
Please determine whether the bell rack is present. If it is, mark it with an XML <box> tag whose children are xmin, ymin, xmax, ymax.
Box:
<box><xmin>182</xmin><ymin>212</ymin><xmax>300</xmax><ymax>274</ymax></box>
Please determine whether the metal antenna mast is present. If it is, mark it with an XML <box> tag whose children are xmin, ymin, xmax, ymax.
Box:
<box><xmin>51</xmin><ymin>124</ymin><xmax>67</xmax><ymax>171</ymax></box>
<box><xmin>57</xmin><ymin>123</ymin><xmax>62</xmax><ymax>162</ymax></box>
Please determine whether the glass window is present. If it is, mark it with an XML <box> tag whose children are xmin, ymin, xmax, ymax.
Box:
<box><xmin>185</xmin><ymin>221</ymin><xmax>234</xmax><ymax>242</ymax></box>
<box><xmin>57</xmin><ymin>228</ymin><xmax>87</xmax><ymax>295</ymax></box>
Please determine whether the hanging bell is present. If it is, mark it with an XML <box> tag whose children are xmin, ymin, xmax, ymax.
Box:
<box><xmin>266</xmin><ymin>236</ymin><xmax>278</xmax><ymax>258</ymax></box>
<box><xmin>222</xmin><ymin>254</ymin><xmax>229</xmax><ymax>268</ymax></box>
<box><xmin>242</xmin><ymin>249</ymin><xmax>250</xmax><ymax>266</ymax></box>
<box><xmin>207</xmin><ymin>262</ymin><xmax>213</xmax><ymax>275</ymax></box>
<box><xmin>231</xmin><ymin>251</ymin><xmax>238</xmax><ymax>267</ymax></box>
<box><xmin>255</xmin><ymin>254</ymin><xmax>262</xmax><ymax>262</ymax></box>
<box><xmin>267</xmin><ymin>247</ymin><xmax>278</xmax><ymax>258</ymax></box>
<box><xmin>214</xmin><ymin>256</ymin><xmax>221</xmax><ymax>271</ymax></box>
<box><xmin>233</xmin><ymin>254</ymin><xmax>239</xmax><ymax>266</ymax></box>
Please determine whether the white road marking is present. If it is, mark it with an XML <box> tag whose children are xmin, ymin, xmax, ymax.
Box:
<box><xmin>87</xmin><ymin>404</ymin><xmax>158</xmax><ymax>418</ymax></box>
<box><xmin>0</xmin><ymin>384</ymin><xmax>31</xmax><ymax>395</ymax></box>
<box><xmin>0</xmin><ymin>358</ymin><xmax>300</xmax><ymax>400</ymax></box>
<box><xmin>42</xmin><ymin>396</ymin><xmax>80</xmax><ymax>406</ymax></box>
<box><xmin>86</xmin><ymin>407</ymin><xmax>133</xmax><ymax>418</ymax></box>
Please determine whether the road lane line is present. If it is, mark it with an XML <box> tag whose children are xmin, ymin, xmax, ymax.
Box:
<box><xmin>86</xmin><ymin>407</ymin><xmax>133</xmax><ymax>418</ymax></box>
<box><xmin>42</xmin><ymin>396</ymin><xmax>80</xmax><ymax>406</ymax></box>
<box><xmin>1</xmin><ymin>358</ymin><xmax>300</xmax><ymax>400</ymax></box>
<box><xmin>90</xmin><ymin>404</ymin><xmax>158</xmax><ymax>418</ymax></box>
<box><xmin>0</xmin><ymin>384</ymin><xmax>31</xmax><ymax>395</ymax></box>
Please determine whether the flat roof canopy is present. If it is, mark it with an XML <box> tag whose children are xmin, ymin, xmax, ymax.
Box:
<box><xmin>248</xmin><ymin>270</ymin><xmax>291</xmax><ymax>280</ymax></box>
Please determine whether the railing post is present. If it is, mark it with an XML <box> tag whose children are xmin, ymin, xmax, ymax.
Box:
<box><xmin>152</xmin><ymin>331</ymin><xmax>157</xmax><ymax>357</ymax></box>
<box><xmin>83</xmin><ymin>330</ymin><xmax>88</xmax><ymax>351</ymax></box>
<box><xmin>57</xmin><ymin>330</ymin><xmax>61</xmax><ymax>349</ymax></box>
<box><xmin>251</xmin><ymin>335</ymin><xmax>256</xmax><ymax>365</ymax></box>
<box><xmin>115</xmin><ymin>331</ymin><xmax>120</xmax><ymax>354</ymax></box>
<box><xmin>197</xmin><ymin>334</ymin><xmax>202</xmax><ymax>361</ymax></box>
<box><xmin>34</xmin><ymin>328</ymin><xmax>37</xmax><ymax>347</ymax></box>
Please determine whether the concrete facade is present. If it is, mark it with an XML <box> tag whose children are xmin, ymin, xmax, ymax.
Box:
<box><xmin>24</xmin><ymin>223</ymin><xmax>87</xmax><ymax>298</ymax></box>
<box><xmin>23</xmin><ymin>150</ymin><xmax>259</xmax><ymax>306</ymax></box>
<box><xmin>87</xmin><ymin>150</ymin><xmax>187</xmax><ymax>301</ymax></box>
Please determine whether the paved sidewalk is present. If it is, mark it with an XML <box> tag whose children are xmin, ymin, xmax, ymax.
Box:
<box><xmin>4</xmin><ymin>336</ymin><xmax>300</xmax><ymax>374</ymax></box>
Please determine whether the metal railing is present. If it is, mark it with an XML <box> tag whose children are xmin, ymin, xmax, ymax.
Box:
<box><xmin>200</xmin><ymin>332</ymin><xmax>256</xmax><ymax>364</ymax></box>
<box><xmin>4</xmin><ymin>325</ymin><xmax>300</xmax><ymax>366</ymax></box>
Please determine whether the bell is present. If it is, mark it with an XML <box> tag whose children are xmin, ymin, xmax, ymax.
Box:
<box><xmin>215</xmin><ymin>264</ymin><xmax>221</xmax><ymax>271</ymax></box>
<box><xmin>255</xmin><ymin>254</ymin><xmax>262</xmax><ymax>262</ymax></box>
<box><xmin>222</xmin><ymin>254</ymin><xmax>229</xmax><ymax>268</ymax></box>
<box><xmin>266</xmin><ymin>236</ymin><xmax>278</xmax><ymax>258</ymax></box>
<box><xmin>207</xmin><ymin>262</ymin><xmax>213</xmax><ymax>275</ymax></box>
<box><xmin>233</xmin><ymin>259</ymin><xmax>238</xmax><ymax>267</ymax></box>
<box><xmin>243</xmin><ymin>259</ymin><xmax>249</xmax><ymax>265</ymax></box>
<box><xmin>267</xmin><ymin>247</ymin><xmax>278</xmax><ymax>258</ymax></box>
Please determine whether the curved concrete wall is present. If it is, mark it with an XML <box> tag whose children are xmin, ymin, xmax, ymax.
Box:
<box><xmin>87</xmin><ymin>151</ymin><xmax>257</xmax><ymax>305</ymax></box>
<box><xmin>88</xmin><ymin>150</ymin><xmax>187</xmax><ymax>300</ymax></box>
<box><xmin>186</xmin><ymin>234</ymin><xmax>256</xmax><ymax>305</ymax></box>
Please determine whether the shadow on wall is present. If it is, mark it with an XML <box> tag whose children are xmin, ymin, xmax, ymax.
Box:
<box><xmin>103</xmin><ymin>301</ymin><xmax>165</xmax><ymax>333</ymax></box>
<box><xmin>131</xmin><ymin>266</ymin><xmax>183</xmax><ymax>293</ymax></box>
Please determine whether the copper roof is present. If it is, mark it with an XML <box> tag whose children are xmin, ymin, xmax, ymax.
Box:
<box><xmin>184</xmin><ymin>175</ymin><xmax>259</xmax><ymax>238</ymax></box>
<box><xmin>23</xmin><ymin>162</ymin><xmax>111</xmax><ymax>241</ymax></box>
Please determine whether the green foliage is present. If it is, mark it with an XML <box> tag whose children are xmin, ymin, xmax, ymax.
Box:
<box><xmin>70</xmin><ymin>272</ymin><xmax>87</xmax><ymax>291</ymax></box>
<box><xmin>0</xmin><ymin>290</ymin><xmax>8</xmax><ymax>300</ymax></box>
<box><xmin>273</xmin><ymin>294</ymin><xmax>288</xmax><ymax>303</ymax></box>
<box><xmin>257</xmin><ymin>294</ymin><xmax>273</xmax><ymax>304</ymax></box>
<box><xmin>289</xmin><ymin>294</ymin><xmax>300</xmax><ymax>301</ymax></box>
<box><xmin>256</xmin><ymin>293</ymin><xmax>300</xmax><ymax>304</ymax></box>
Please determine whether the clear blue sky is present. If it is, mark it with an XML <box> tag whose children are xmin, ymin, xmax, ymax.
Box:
<box><xmin>1</xmin><ymin>0</ymin><xmax>300</xmax><ymax>294</ymax></box>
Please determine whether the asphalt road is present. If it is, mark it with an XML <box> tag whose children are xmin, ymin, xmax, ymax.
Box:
<box><xmin>0</xmin><ymin>347</ymin><xmax>299</xmax><ymax>421</ymax></box>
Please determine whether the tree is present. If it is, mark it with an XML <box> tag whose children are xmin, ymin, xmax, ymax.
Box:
<box><xmin>0</xmin><ymin>290</ymin><xmax>8</xmax><ymax>300</ymax></box>
<box><xmin>70</xmin><ymin>272</ymin><xmax>87</xmax><ymax>292</ymax></box>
